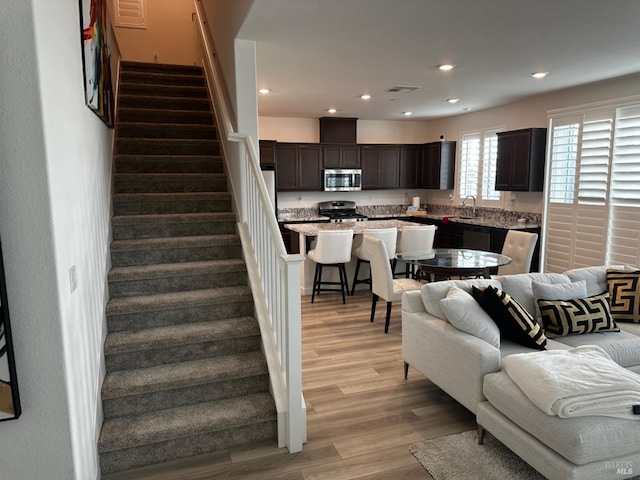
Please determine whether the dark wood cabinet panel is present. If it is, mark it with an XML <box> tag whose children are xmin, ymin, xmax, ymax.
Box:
<box><xmin>275</xmin><ymin>143</ymin><xmax>322</xmax><ymax>191</ymax></box>
<box><xmin>361</xmin><ymin>146</ymin><xmax>381</xmax><ymax>189</ymax></box>
<box><xmin>259</xmin><ymin>140</ymin><xmax>276</xmax><ymax>168</ymax></box>
<box><xmin>319</xmin><ymin>117</ymin><xmax>357</xmax><ymax>144</ymax></box>
<box><xmin>399</xmin><ymin>146</ymin><xmax>420</xmax><ymax>188</ymax></box>
<box><xmin>360</xmin><ymin>145</ymin><xmax>400</xmax><ymax>189</ymax></box>
<box><xmin>298</xmin><ymin>145</ymin><xmax>322</xmax><ymax>190</ymax></box>
<box><xmin>496</xmin><ymin>128</ymin><xmax>547</xmax><ymax>191</ymax></box>
<box><xmin>421</xmin><ymin>141</ymin><xmax>456</xmax><ymax>189</ymax></box>
<box><xmin>322</xmin><ymin>144</ymin><xmax>361</xmax><ymax>168</ymax></box>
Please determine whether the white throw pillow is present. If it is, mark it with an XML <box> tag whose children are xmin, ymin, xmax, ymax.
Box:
<box><xmin>420</xmin><ymin>278</ymin><xmax>501</xmax><ymax>320</ymax></box>
<box><xmin>439</xmin><ymin>286</ymin><xmax>500</xmax><ymax>348</ymax></box>
<box><xmin>500</xmin><ymin>273</ymin><xmax>571</xmax><ymax>317</ymax></box>
<box><xmin>531</xmin><ymin>280</ymin><xmax>587</xmax><ymax>324</ymax></box>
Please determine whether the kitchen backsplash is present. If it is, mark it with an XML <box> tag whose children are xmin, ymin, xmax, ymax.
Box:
<box><xmin>278</xmin><ymin>204</ymin><xmax>541</xmax><ymax>225</ymax></box>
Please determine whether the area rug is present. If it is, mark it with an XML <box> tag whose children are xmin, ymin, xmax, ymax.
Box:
<box><xmin>409</xmin><ymin>430</ymin><xmax>546</xmax><ymax>480</ymax></box>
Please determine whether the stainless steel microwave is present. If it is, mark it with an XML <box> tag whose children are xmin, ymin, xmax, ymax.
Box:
<box><xmin>323</xmin><ymin>169</ymin><xmax>362</xmax><ymax>191</ymax></box>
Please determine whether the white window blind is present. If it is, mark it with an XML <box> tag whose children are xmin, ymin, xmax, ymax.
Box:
<box><xmin>115</xmin><ymin>0</ymin><xmax>146</xmax><ymax>29</ymax></box>
<box><xmin>608</xmin><ymin>105</ymin><xmax>640</xmax><ymax>267</ymax></box>
<box><xmin>544</xmin><ymin>102</ymin><xmax>640</xmax><ymax>272</ymax></box>
<box><xmin>481</xmin><ymin>132</ymin><xmax>500</xmax><ymax>201</ymax></box>
<box><xmin>459</xmin><ymin>133</ymin><xmax>480</xmax><ymax>199</ymax></box>
<box><xmin>458</xmin><ymin>129</ymin><xmax>502</xmax><ymax>204</ymax></box>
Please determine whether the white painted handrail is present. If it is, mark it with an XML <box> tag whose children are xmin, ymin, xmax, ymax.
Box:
<box><xmin>193</xmin><ymin>0</ymin><xmax>306</xmax><ymax>453</ymax></box>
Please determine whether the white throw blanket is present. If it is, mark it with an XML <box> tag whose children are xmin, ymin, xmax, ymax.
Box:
<box><xmin>502</xmin><ymin>345</ymin><xmax>640</xmax><ymax>419</ymax></box>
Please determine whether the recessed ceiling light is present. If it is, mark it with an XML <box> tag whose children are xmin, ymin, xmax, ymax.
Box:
<box><xmin>327</xmin><ymin>108</ymin><xmax>337</xmax><ymax>114</ymax></box>
<box><xmin>258</xmin><ymin>88</ymin><xmax>271</xmax><ymax>94</ymax></box>
<box><xmin>447</xmin><ymin>98</ymin><xmax>460</xmax><ymax>104</ymax></box>
<box><xmin>462</xmin><ymin>107</ymin><xmax>473</xmax><ymax>111</ymax></box>
<box><xmin>403</xmin><ymin>111</ymin><xmax>412</xmax><ymax>116</ymax></box>
<box><xmin>530</xmin><ymin>72</ymin><xmax>548</xmax><ymax>79</ymax></box>
<box><xmin>360</xmin><ymin>94</ymin><xmax>371</xmax><ymax>100</ymax></box>
<box><xmin>438</xmin><ymin>64</ymin><xmax>455</xmax><ymax>71</ymax></box>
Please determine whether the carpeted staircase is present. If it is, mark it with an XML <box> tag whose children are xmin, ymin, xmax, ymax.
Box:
<box><xmin>98</xmin><ymin>61</ymin><xmax>277</xmax><ymax>476</ymax></box>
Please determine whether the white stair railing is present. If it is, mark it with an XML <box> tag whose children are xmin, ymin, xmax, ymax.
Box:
<box><xmin>193</xmin><ymin>1</ymin><xmax>306</xmax><ymax>453</ymax></box>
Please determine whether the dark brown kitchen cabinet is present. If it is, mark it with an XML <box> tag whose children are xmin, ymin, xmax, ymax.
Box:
<box><xmin>322</xmin><ymin>144</ymin><xmax>361</xmax><ymax>168</ymax></box>
<box><xmin>495</xmin><ymin>128</ymin><xmax>547</xmax><ymax>191</ymax></box>
<box><xmin>361</xmin><ymin>145</ymin><xmax>400</xmax><ymax>189</ymax></box>
<box><xmin>319</xmin><ymin>117</ymin><xmax>357</xmax><ymax>144</ymax></box>
<box><xmin>275</xmin><ymin>143</ymin><xmax>322</xmax><ymax>191</ymax></box>
<box><xmin>259</xmin><ymin>140</ymin><xmax>276</xmax><ymax>168</ymax></box>
<box><xmin>399</xmin><ymin>146</ymin><xmax>421</xmax><ymax>188</ymax></box>
<box><xmin>421</xmin><ymin>141</ymin><xmax>456</xmax><ymax>189</ymax></box>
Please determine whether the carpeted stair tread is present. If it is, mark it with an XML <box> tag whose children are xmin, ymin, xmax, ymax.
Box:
<box><xmin>98</xmin><ymin>392</ymin><xmax>276</xmax><ymax>453</ymax></box>
<box><xmin>117</xmin><ymin>94</ymin><xmax>211</xmax><ymax>111</ymax></box>
<box><xmin>121</xmin><ymin>61</ymin><xmax>203</xmax><ymax>76</ymax></box>
<box><xmin>119</xmin><ymin>82</ymin><xmax>208</xmax><ymax>99</ymax></box>
<box><xmin>114</xmin><ymin>154</ymin><xmax>223</xmax><ymax>174</ymax></box>
<box><xmin>112</xmin><ymin>212</ymin><xmax>235</xmax><ymax>226</ymax></box>
<box><xmin>113</xmin><ymin>173</ymin><xmax>227</xmax><ymax>194</ymax></box>
<box><xmin>120</xmin><ymin>71</ymin><xmax>206</xmax><ymax>87</ymax></box>
<box><xmin>108</xmin><ymin>259</ymin><xmax>246</xmax><ymax>281</ymax></box>
<box><xmin>117</xmin><ymin>122</ymin><xmax>218</xmax><ymax>140</ymax></box>
<box><xmin>111</xmin><ymin>234</ymin><xmax>239</xmax><ymax>253</ymax></box>
<box><xmin>106</xmin><ymin>286</ymin><xmax>251</xmax><ymax>316</ymax></box>
<box><xmin>113</xmin><ymin>191</ymin><xmax>231</xmax><ymax>203</ymax></box>
<box><xmin>117</xmin><ymin>108</ymin><xmax>214</xmax><ymax>125</ymax></box>
<box><xmin>101</xmin><ymin>351</ymin><xmax>267</xmax><ymax>400</ymax></box>
<box><xmin>104</xmin><ymin>317</ymin><xmax>259</xmax><ymax>355</ymax></box>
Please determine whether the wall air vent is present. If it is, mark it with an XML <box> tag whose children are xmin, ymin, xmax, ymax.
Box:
<box><xmin>386</xmin><ymin>85</ymin><xmax>421</xmax><ymax>93</ymax></box>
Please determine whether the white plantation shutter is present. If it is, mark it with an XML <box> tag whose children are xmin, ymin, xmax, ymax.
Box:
<box><xmin>545</xmin><ymin>101</ymin><xmax>640</xmax><ymax>272</ymax></box>
<box><xmin>458</xmin><ymin>129</ymin><xmax>503</xmax><ymax>204</ymax></box>
<box><xmin>481</xmin><ymin>131</ymin><xmax>500</xmax><ymax>201</ymax></box>
<box><xmin>608</xmin><ymin>105</ymin><xmax>640</xmax><ymax>266</ymax></box>
<box><xmin>459</xmin><ymin>133</ymin><xmax>480</xmax><ymax>199</ymax></box>
<box><xmin>115</xmin><ymin>0</ymin><xmax>146</xmax><ymax>28</ymax></box>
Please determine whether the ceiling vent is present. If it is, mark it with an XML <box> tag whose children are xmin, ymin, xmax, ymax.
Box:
<box><xmin>386</xmin><ymin>85</ymin><xmax>421</xmax><ymax>93</ymax></box>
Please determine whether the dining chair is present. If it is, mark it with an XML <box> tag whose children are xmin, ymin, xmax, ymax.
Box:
<box><xmin>396</xmin><ymin>225</ymin><xmax>438</xmax><ymax>278</ymax></box>
<box><xmin>307</xmin><ymin>229</ymin><xmax>354</xmax><ymax>303</ymax></box>
<box><xmin>351</xmin><ymin>227</ymin><xmax>397</xmax><ymax>295</ymax></box>
<box><xmin>497</xmin><ymin>230</ymin><xmax>538</xmax><ymax>275</ymax></box>
<box><xmin>363</xmin><ymin>235</ymin><xmax>422</xmax><ymax>333</ymax></box>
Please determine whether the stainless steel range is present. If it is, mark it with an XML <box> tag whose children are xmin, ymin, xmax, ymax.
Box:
<box><xmin>318</xmin><ymin>200</ymin><xmax>368</xmax><ymax>223</ymax></box>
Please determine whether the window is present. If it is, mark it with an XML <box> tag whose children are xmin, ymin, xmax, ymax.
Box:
<box><xmin>458</xmin><ymin>128</ymin><xmax>503</xmax><ymax>205</ymax></box>
<box><xmin>544</xmin><ymin>99</ymin><xmax>640</xmax><ymax>271</ymax></box>
<box><xmin>115</xmin><ymin>0</ymin><xmax>146</xmax><ymax>29</ymax></box>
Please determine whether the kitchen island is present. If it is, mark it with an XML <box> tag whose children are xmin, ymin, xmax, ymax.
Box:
<box><xmin>284</xmin><ymin>220</ymin><xmax>421</xmax><ymax>296</ymax></box>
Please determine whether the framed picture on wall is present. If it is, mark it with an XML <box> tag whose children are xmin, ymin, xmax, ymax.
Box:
<box><xmin>0</xmin><ymin>239</ymin><xmax>21</xmax><ymax>421</ymax></box>
<box><xmin>79</xmin><ymin>0</ymin><xmax>115</xmax><ymax>127</ymax></box>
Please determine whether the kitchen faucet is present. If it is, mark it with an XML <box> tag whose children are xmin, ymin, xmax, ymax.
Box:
<box><xmin>462</xmin><ymin>195</ymin><xmax>476</xmax><ymax>217</ymax></box>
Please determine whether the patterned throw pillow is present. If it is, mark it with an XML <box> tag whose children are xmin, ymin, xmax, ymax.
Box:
<box><xmin>537</xmin><ymin>292</ymin><xmax>620</xmax><ymax>338</ymax></box>
<box><xmin>472</xmin><ymin>286</ymin><xmax>547</xmax><ymax>350</ymax></box>
<box><xmin>607</xmin><ymin>269</ymin><xmax>640</xmax><ymax>323</ymax></box>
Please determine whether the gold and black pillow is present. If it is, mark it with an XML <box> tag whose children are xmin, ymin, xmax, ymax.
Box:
<box><xmin>607</xmin><ymin>269</ymin><xmax>640</xmax><ymax>323</ymax></box>
<box><xmin>537</xmin><ymin>292</ymin><xmax>619</xmax><ymax>338</ymax></box>
<box><xmin>473</xmin><ymin>286</ymin><xmax>547</xmax><ymax>350</ymax></box>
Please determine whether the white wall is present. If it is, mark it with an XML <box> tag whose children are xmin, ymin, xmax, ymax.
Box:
<box><xmin>0</xmin><ymin>1</ymin><xmax>114</xmax><ymax>479</ymax></box>
<box><xmin>108</xmin><ymin>0</ymin><xmax>198</xmax><ymax>65</ymax></box>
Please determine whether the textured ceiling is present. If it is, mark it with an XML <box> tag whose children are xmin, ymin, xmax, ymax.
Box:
<box><xmin>238</xmin><ymin>0</ymin><xmax>640</xmax><ymax>120</ymax></box>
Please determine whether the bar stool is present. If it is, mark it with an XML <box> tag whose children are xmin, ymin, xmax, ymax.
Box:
<box><xmin>397</xmin><ymin>225</ymin><xmax>437</xmax><ymax>278</ymax></box>
<box><xmin>350</xmin><ymin>227</ymin><xmax>397</xmax><ymax>295</ymax></box>
<box><xmin>307</xmin><ymin>229</ymin><xmax>354</xmax><ymax>304</ymax></box>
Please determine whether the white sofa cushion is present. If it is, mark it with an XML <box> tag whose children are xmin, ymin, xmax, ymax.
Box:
<box><xmin>499</xmin><ymin>272</ymin><xmax>571</xmax><ymax>317</ymax></box>
<box><xmin>440</xmin><ymin>286</ymin><xmax>500</xmax><ymax>348</ymax></box>
<box><xmin>553</xmin><ymin>330</ymin><xmax>640</xmax><ymax>368</ymax></box>
<box><xmin>564</xmin><ymin>265</ymin><xmax>631</xmax><ymax>297</ymax></box>
<box><xmin>531</xmin><ymin>280</ymin><xmax>587</xmax><ymax>324</ymax></box>
<box><xmin>420</xmin><ymin>278</ymin><xmax>501</xmax><ymax>320</ymax></box>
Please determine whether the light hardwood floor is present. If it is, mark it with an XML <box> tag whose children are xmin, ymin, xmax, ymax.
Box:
<box><xmin>104</xmin><ymin>291</ymin><xmax>476</xmax><ymax>479</ymax></box>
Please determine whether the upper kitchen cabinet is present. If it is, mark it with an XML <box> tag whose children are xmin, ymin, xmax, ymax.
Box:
<box><xmin>421</xmin><ymin>141</ymin><xmax>456</xmax><ymax>189</ymax></box>
<box><xmin>322</xmin><ymin>144</ymin><xmax>361</xmax><ymax>168</ymax></box>
<box><xmin>319</xmin><ymin>117</ymin><xmax>357</xmax><ymax>143</ymax></box>
<box><xmin>275</xmin><ymin>143</ymin><xmax>322</xmax><ymax>191</ymax></box>
<box><xmin>495</xmin><ymin>128</ymin><xmax>547</xmax><ymax>191</ymax></box>
<box><xmin>259</xmin><ymin>140</ymin><xmax>276</xmax><ymax>168</ymax></box>
<box><xmin>361</xmin><ymin>145</ymin><xmax>400</xmax><ymax>189</ymax></box>
<box><xmin>399</xmin><ymin>145</ymin><xmax>421</xmax><ymax>189</ymax></box>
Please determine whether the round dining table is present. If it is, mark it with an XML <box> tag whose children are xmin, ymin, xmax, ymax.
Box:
<box><xmin>395</xmin><ymin>248</ymin><xmax>512</xmax><ymax>281</ymax></box>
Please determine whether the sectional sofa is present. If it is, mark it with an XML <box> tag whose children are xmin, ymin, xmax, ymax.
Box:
<box><xmin>402</xmin><ymin>265</ymin><xmax>640</xmax><ymax>479</ymax></box>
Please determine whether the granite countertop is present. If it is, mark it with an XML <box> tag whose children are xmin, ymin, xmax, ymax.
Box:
<box><xmin>283</xmin><ymin>219</ymin><xmax>420</xmax><ymax>235</ymax></box>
